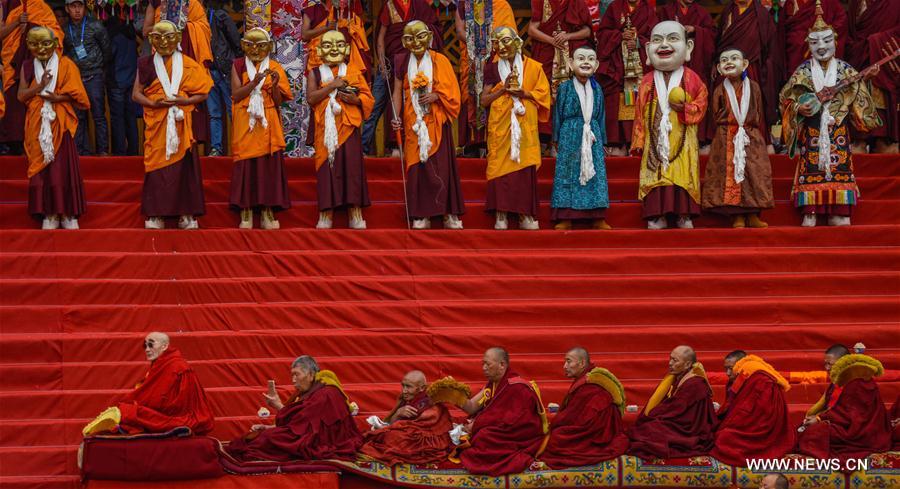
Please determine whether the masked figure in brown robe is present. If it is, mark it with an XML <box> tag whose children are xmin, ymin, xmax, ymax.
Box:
<box><xmin>628</xmin><ymin>345</ymin><xmax>717</xmax><ymax>460</ymax></box>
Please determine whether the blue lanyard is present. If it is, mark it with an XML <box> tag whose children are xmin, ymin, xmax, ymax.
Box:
<box><xmin>68</xmin><ymin>19</ymin><xmax>86</xmax><ymax>46</ymax></box>
<box><xmin>208</xmin><ymin>9</ymin><xmax>214</xmax><ymax>26</ymax></box>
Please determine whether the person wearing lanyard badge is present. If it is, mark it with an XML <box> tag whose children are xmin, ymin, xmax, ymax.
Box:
<box><xmin>63</xmin><ymin>0</ymin><xmax>110</xmax><ymax>155</ymax></box>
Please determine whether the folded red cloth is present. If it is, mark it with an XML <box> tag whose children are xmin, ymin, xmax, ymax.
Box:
<box><xmin>82</xmin><ymin>435</ymin><xmax>224</xmax><ymax>481</ymax></box>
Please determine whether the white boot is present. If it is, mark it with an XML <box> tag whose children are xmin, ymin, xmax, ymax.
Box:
<box><xmin>494</xmin><ymin>211</ymin><xmax>509</xmax><ymax>230</ymax></box>
<box><xmin>647</xmin><ymin>217</ymin><xmax>667</xmax><ymax>230</ymax></box>
<box><xmin>316</xmin><ymin>211</ymin><xmax>333</xmax><ymax>229</ymax></box>
<box><xmin>178</xmin><ymin>215</ymin><xmax>199</xmax><ymax>230</ymax></box>
<box><xmin>348</xmin><ymin>207</ymin><xmax>367</xmax><ymax>230</ymax></box>
<box><xmin>800</xmin><ymin>213</ymin><xmax>817</xmax><ymax>227</ymax></box>
<box><xmin>144</xmin><ymin>217</ymin><xmax>164</xmax><ymax>229</ymax></box>
<box><xmin>239</xmin><ymin>209</ymin><xmax>253</xmax><ymax>229</ymax></box>
<box><xmin>61</xmin><ymin>216</ymin><xmax>79</xmax><ymax>230</ymax></box>
<box><xmin>827</xmin><ymin>215</ymin><xmax>851</xmax><ymax>226</ymax></box>
<box><xmin>41</xmin><ymin>214</ymin><xmax>60</xmax><ymax>230</ymax></box>
<box><xmin>261</xmin><ymin>208</ymin><xmax>280</xmax><ymax>230</ymax></box>
<box><xmin>676</xmin><ymin>216</ymin><xmax>694</xmax><ymax>229</ymax></box>
<box><xmin>519</xmin><ymin>214</ymin><xmax>539</xmax><ymax>230</ymax></box>
<box><xmin>411</xmin><ymin>218</ymin><xmax>431</xmax><ymax>230</ymax></box>
<box><xmin>443</xmin><ymin>214</ymin><xmax>463</xmax><ymax>229</ymax></box>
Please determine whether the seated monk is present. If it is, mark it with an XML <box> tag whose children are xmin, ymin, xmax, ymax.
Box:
<box><xmin>712</xmin><ymin>351</ymin><xmax>794</xmax><ymax>466</ymax></box>
<box><xmin>359</xmin><ymin>370</ymin><xmax>469</xmax><ymax>465</ymax></box>
<box><xmin>796</xmin><ymin>344</ymin><xmax>891</xmax><ymax>460</ymax></box>
<box><xmin>82</xmin><ymin>332</ymin><xmax>214</xmax><ymax>436</ymax></box>
<box><xmin>628</xmin><ymin>345</ymin><xmax>717</xmax><ymax>459</ymax></box>
<box><xmin>225</xmin><ymin>355</ymin><xmax>362</xmax><ymax>462</ymax></box>
<box><xmin>540</xmin><ymin>347</ymin><xmax>629</xmax><ymax>468</ymax></box>
<box><xmin>457</xmin><ymin>347</ymin><xmax>548</xmax><ymax>475</ymax></box>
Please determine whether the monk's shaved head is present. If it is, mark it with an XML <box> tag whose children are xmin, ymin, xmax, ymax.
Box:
<box><xmin>567</xmin><ymin>347</ymin><xmax>590</xmax><ymax>365</ymax></box>
<box><xmin>724</xmin><ymin>350</ymin><xmax>746</xmax><ymax>381</ymax></box>
<box><xmin>674</xmin><ymin>345</ymin><xmax>696</xmax><ymax>363</ymax></box>
<box><xmin>400</xmin><ymin>370</ymin><xmax>427</xmax><ymax>401</ymax></box>
<box><xmin>483</xmin><ymin>347</ymin><xmax>509</xmax><ymax>383</ymax></box>
<box><xmin>403</xmin><ymin>370</ymin><xmax>427</xmax><ymax>386</ymax></box>
<box><xmin>486</xmin><ymin>347</ymin><xmax>509</xmax><ymax>365</ymax></box>
<box><xmin>143</xmin><ymin>332</ymin><xmax>170</xmax><ymax>361</ymax></box>
<box><xmin>824</xmin><ymin>344</ymin><xmax>849</xmax><ymax>373</ymax></box>
<box><xmin>760</xmin><ymin>473</ymin><xmax>788</xmax><ymax>489</ymax></box>
<box><xmin>669</xmin><ymin>345</ymin><xmax>695</xmax><ymax>376</ymax></box>
<box><xmin>564</xmin><ymin>347</ymin><xmax>590</xmax><ymax>379</ymax></box>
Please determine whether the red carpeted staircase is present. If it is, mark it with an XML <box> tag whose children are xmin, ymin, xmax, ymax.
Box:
<box><xmin>0</xmin><ymin>154</ymin><xmax>898</xmax><ymax>489</ymax></box>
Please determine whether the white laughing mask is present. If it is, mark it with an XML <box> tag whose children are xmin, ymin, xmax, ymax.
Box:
<box><xmin>646</xmin><ymin>20</ymin><xmax>694</xmax><ymax>72</ymax></box>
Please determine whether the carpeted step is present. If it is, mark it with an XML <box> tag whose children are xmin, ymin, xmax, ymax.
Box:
<box><xmin>0</xmin><ymin>475</ymin><xmax>80</xmax><ymax>489</ymax></box>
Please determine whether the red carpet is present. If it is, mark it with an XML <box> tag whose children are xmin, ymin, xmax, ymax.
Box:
<box><xmin>0</xmin><ymin>154</ymin><xmax>898</xmax><ymax>488</ymax></box>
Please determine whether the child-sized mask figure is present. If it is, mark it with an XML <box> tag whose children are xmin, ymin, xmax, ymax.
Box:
<box><xmin>316</xmin><ymin>30</ymin><xmax>351</xmax><ymax>67</ymax></box>
<box><xmin>401</xmin><ymin>20</ymin><xmax>432</xmax><ymax>58</ymax></box>
<box><xmin>241</xmin><ymin>28</ymin><xmax>274</xmax><ymax>64</ymax></box>
<box><xmin>26</xmin><ymin>26</ymin><xmax>58</xmax><ymax>62</ymax></box>
<box><xmin>570</xmin><ymin>47</ymin><xmax>600</xmax><ymax>79</ymax></box>
<box><xmin>646</xmin><ymin>20</ymin><xmax>694</xmax><ymax>72</ymax></box>
<box><xmin>716</xmin><ymin>48</ymin><xmax>750</xmax><ymax>80</ymax></box>
<box><xmin>148</xmin><ymin>20</ymin><xmax>182</xmax><ymax>57</ymax></box>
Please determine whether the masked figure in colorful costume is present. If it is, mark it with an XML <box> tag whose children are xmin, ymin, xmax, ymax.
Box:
<box><xmin>628</xmin><ymin>345</ymin><xmax>717</xmax><ymax>459</ymax></box>
<box><xmin>133</xmin><ymin>21</ymin><xmax>212</xmax><ymax>230</ymax></box>
<box><xmin>779</xmin><ymin>3</ymin><xmax>881</xmax><ymax>228</ymax></box>
<box><xmin>225</xmin><ymin>355</ymin><xmax>363</xmax><ymax>462</ymax></box>
<box><xmin>230</xmin><ymin>28</ymin><xmax>292</xmax><ymax>230</ymax></box>
<box><xmin>712</xmin><ymin>351</ymin><xmax>794</xmax><ymax>466</ymax></box>
<box><xmin>782</xmin><ymin>0</ymin><xmax>847</xmax><ymax>74</ymax></box>
<box><xmin>796</xmin><ymin>344</ymin><xmax>891</xmax><ymax>460</ymax></box>
<box><xmin>481</xmin><ymin>26</ymin><xmax>550</xmax><ymax>231</ymax></box>
<box><xmin>632</xmin><ymin>21</ymin><xmax>708</xmax><ymax>230</ymax></box>
<box><xmin>308</xmin><ymin>29</ymin><xmax>374</xmax><ymax>230</ymax></box>
<box><xmin>540</xmin><ymin>347</ymin><xmax>629</xmax><ymax>468</ymax></box>
<box><xmin>359</xmin><ymin>371</ymin><xmax>466</xmax><ymax>465</ymax></box>
<box><xmin>390</xmin><ymin>20</ymin><xmax>464</xmax><ymax>230</ymax></box>
<box><xmin>702</xmin><ymin>48</ymin><xmax>774</xmax><ymax>228</ymax></box>
<box><xmin>457</xmin><ymin>347</ymin><xmax>548</xmax><ymax>475</ymax></box>
<box><xmin>82</xmin><ymin>332</ymin><xmax>215</xmax><ymax>436</ymax></box>
<box><xmin>17</xmin><ymin>26</ymin><xmax>87</xmax><ymax>230</ymax></box>
<box><xmin>302</xmin><ymin>0</ymin><xmax>370</xmax><ymax>77</ymax></box>
<box><xmin>551</xmin><ymin>47</ymin><xmax>610</xmax><ymax>231</ymax></box>
<box><xmin>0</xmin><ymin>0</ymin><xmax>63</xmax><ymax>150</ymax></box>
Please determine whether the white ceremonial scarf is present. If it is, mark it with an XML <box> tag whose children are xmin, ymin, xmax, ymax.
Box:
<box><xmin>153</xmin><ymin>50</ymin><xmax>185</xmax><ymax>161</ymax></box>
<box><xmin>318</xmin><ymin>63</ymin><xmax>348</xmax><ymax>165</ymax></box>
<box><xmin>723</xmin><ymin>76</ymin><xmax>752</xmax><ymax>184</ymax></box>
<box><xmin>573</xmin><ymin>78</ymin><xmax>596</xmax><ymax>186</ymax></box>
<box><xmin>652</xmin><ymin>66</ymin><xmax>684</xmax><ymax>171</ymax></box>
<box><xmin>407</xmin><ymin>51</ymin><xmax>433</xmax><ymax>163</ymax></box>
<box><xmin>245</xmin><ymin>56</ymin><xmax>270</xmax><ymax>131</ymax></box>
<box><xmin>498</xmin><ymin>53</ymin><xmax>526</xmax><ymax>162</ymax></box>
<box><xmin>810</xmin><ymin>57</ymin><xmax>837</xmax><ymax>179</ymax></box>
<box><xmin>34</xmin><ymin>53</ymin><xmax>60</xmax><ymax>163</ymax></box>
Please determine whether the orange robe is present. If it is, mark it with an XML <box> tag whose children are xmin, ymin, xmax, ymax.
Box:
<box><xmin>152</xmin><ymin>0</ymin><xmax>212</xmax><ymax>68</ymax></box>
<box><xmin>231</xmin><ymin>58</ymin><xmax>293</xmax><ymax>161</ymax></box>
<box><xmin>0</xmin><ymin>84</ymin><xmax>6</xmax><ymax>118</ymax></box>
<box><xmin>457</xmin><ymin>0</ymin><xmax>516</xmax><ymax>107</ymax></box>
<box><xmin>23</xmin><ymin>56</ymin><xmax>88</xmax><ymax>178</ymax></box>
<box><xmin>400</xmin><ymin>50</ymin><xmax>461</xmax><ymax>169</ymax></box>
<box><xmin>2</xmin><ymin>0</ymin><xmax>63</xmax><ymax>92</ymax></box>
<box><xmin>485</xmin><ymin>56</ymin><xmax>551</xmax><ymax>181</ymax></box>
<box><xmin>140</xmin><ymin>54</ymin><xmax>213</xmax><ymax>173</ymax></box>
<box><xmin>304</xmin><ymin>1</ymin><xmax>369</xmax><ymax>76</ymax></box>
<box><xmin>359</xmin><ymin>392</ymin><xmax>455</xmax><ymax>465</ymax></box>
<box><xmin>311</xmin><ymin>63</ymin><xmax>374</xmax><ymax>170</ymax></box>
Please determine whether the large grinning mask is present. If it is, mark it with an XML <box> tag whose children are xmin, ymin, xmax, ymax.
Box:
<box><xmin>716</xmin><ymin>48</ymin><xmax>749</xmax><ymax>79</ymax></box>
<box><xmin>148</xmin><ymin>20</ymin><xmax>182</xmax><ymax>57</ymax></box>
<box><xmin>316</xmin><ymin>30</ymin><xmax>350</xmax><ymax>66</ymax></box>
<box><xmin>242</xmin><ymin>28</ymin><xmax>274</xmax><ymax>64</ymax></box>
<box><xmin>401</xmin><ymin>20</ymin><xmax>432</xmax><ymax>58</ymax></box>
<box><xmin>646</xmin><ymin>21</ymin><xmax>693</xmax><ymax>72</ymax></box>
<box><xmin>25</xmin><ymin>27</ymin><xmax>58</xmax><ymax>62</ymax></box>
<box><xmin>491</xmin><ymin>26</ymin><xmax>522</xmax><ymax>61</ymax></box>
<box><xmin>807</xmin><ymin>29</ymin><xmax>836</xmax><ymax>63</ymax></box>
<box><xmin>570</xmin><ymin>47</ymin><xmax>599</xmax><ymax>78</ymax></box>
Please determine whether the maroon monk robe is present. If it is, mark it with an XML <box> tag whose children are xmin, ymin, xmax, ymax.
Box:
<box><xmin>628</xmin><ymin>376</ymin><xmax>718</xmax><ymax>460</ymax></box>
<box><xmin>359</xmin><ymin>391</ymin><xmax>454</xmax><ymax>465</ymax></box>
<box><xmin>114</xmin><ymin>348</ymin><xmax>215</xmax><ymax>435</ymax></box>
<box><xmin>595</xmin><ymin>0</ymin><xmax>656</xmax><ymax>145</ymax></box>
<box><xmin>225</xmin><ymin>382</ymin><xmax>363</xmax><ymax>462</ymax></box>
<box><xmin>711</xmin><ymin>371</ymin><xmax>794</xmax><ymax>466</ymax></box>
<box><xmin>891</xmin><ymin>393</ymin><xmax>899</xmax><ymax>450</ymax></box>
<box><xmin>657</xmin><ymin>2</ymin><xmax>716</xmax><ymax>142</ymax></box>
<box><xmin>530</xmin><ymin>0</ymin><xmax>592</xmax><ymax>135</ymax></box>
<box><xmin>782</xmin><ymin>0</ymin><xmax>848</xmax><ymax>73</ymax></box>
<box><xmin>796</xmin><ymin>378</ymin><xmax>891</xmax><ymax>462</ymax></box>
<box><xmin>541</xmin><ymin>367</ymin><xmax>629</xmax><ymax>468</ymax></box>
<box><xmin>460</xmin><ymin>369</ymin><xmax>546</xmax><ymax>476</ymax></box>
<box><xmin>847</xmin><ymin>0</ymin><xmax>899</xmax><ymax>141</ymax></box>
<box><xmin>716</xmin><ymin>0</ymin><xmax>784</xmax><ymax>127</ymax></box>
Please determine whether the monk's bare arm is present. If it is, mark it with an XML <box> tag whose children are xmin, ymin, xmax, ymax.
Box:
<box><xmin>17</xmin><ymin>66</ymin><xmax>43</xmax><ymax>103</ymax></box>
<box><xmin>454</xmin><ymin>13</ymin><xmax>466</xmax><ymax>44</ymax></box>
<box><xmin>376</xmin><ymin>25</ymin><xmax>387</xmax><ymax>68</ymax></box>
<box><xmin>173</xmin><ymin>92</ymin><xmax>207</xmax><ymax>106</ymax></box>
<box><xmin>527</xmin><ymin>21</ymin><xmax>556</xmax><ymax>46</ymax></box>
<box><xmin>390</xmin><ymin>75</ymin><xmax>403</xmax><ymax>129</ymax></box>
<box><xmin>270</xmin><ymin>71</ymin><xmax>284</xmax><ymax>106</ymax></box>
<box><xmin>461</xmin><ymin>389</ymin><xmax>486</xmax><ymax>415</ymax></box>
<box><xmin>142</xmin><ymin>3</ymin><xmax>155</xmax><ymax>37</ymax></box>
<box><xmin>300</xmin><ymin>14</ymin><xmax>333</xmax><ymax>42</ymax></box>
<box><xmin>131</xmin><ymin>76</ymin><xmax>160</xmax><ymax>108</ymax></box>
<box><xmin>306</xmin><ymin>71</ymin><xmax>340</xmax><ymax>106</ymax></box>
<box><xmin>565</xmin><ymin>26</ymin><xmax>591</xmax><ymax>42</ymax></box>
<box><xmin>0</xmin><ymin>11</ymin><xmax>27</xmax><ymax>41</ymax></box>
<box><xmin>231</xmin><ymin>68</ymin><xmax>270</xmax><ymax>104</ymax></box>
<box><xmin>480</xmin><ymin>83</ymin><xmax>504</xmax><ymax>108</ymax></box>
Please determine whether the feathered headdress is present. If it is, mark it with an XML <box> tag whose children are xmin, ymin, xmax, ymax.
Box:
<box><xmin>426</xmin><ymin>376</ymin><xmax>472</xmax><ymax>408</ymax></box>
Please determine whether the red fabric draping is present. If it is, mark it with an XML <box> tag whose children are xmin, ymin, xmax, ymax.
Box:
<box><xmin>359</xmin><ymin>391</ymin><xmax>454</xmax><ymax>465</ymax></box>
